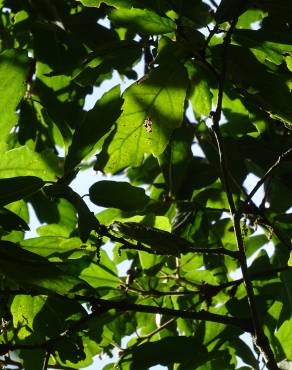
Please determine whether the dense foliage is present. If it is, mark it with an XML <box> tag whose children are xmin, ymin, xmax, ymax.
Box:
<box><xmin>0</xmin><ymin>0</ymin><xmax>292</xmax><ymax>369</ymax></box>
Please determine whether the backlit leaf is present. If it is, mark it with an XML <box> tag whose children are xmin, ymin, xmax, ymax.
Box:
<box><xmin>0</xmin><ymin>49</ymin><xmax>30</xmax><ymax>143</ymax></box>
<box><xmin>79</xmin><ymin>0</ymin><xmax>131</xmax><ymax>8</ymax></box>
<box><xmin>109</xmin><ymin>8</ymin><xmax>176</xmax><ymax>35</ymax></box>
<box><xmin>96</xmin><ymin>50</ymin><xmax>188</xmax><ymax>172</ymax></box>
<box><xmin>0</xmin><ymin>146</ymin><xmax>62</xmax><ymax>181</ymax></box>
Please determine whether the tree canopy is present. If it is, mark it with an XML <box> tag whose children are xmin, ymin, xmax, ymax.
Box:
<box><xmin>0</xmin><ymin>0</ymin><xmax>292</xmax><ymax>369</ymax></box>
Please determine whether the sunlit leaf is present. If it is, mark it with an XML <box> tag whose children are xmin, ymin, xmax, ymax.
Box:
<box><xmin>187</xmin><ymin>61</ymin><xmax>213</xmax><ymax>118</ymax></box>
<box><xmin>0</xmin><ymin>49</ymin><xmax>30</xmax><ymax>143</ymax></box>
<box><xmin>96</xmin><ymin>45</ymin><xmax>188</xmax><ymax>173</ymax></box>
<box><xmin>109</xmin><ymin>8</ymin><xmax>176</xmax><ymax>35</ymax></box>
<box><xmin>0</xmin><ymin>146</ymin><xmax>62</xmax><ymax>181</ymax></box>
<box><xmin>79</xmin><ymin>0</ymin><xmax>131</xmax><ymax>8</ymax></box>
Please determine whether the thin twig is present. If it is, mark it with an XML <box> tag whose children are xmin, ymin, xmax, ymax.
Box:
<box><xmin>209</xmin><ymin>0</ymin><xmax>219</xmax><ymax>8</ymax></box>
<box><xmin>42</xmin><ymin>351</ymin><xmax>51</xmax><ymax>370</ymax></box>
<box><xmin>238</xmin><ymin>147</ymin><xmax>292</xmax><ymax>215</ymax></box>
<box><xmin>202</xmin><ymin>24</ymin><xmax>219</xmax><ymax>58</ymax></box>
<box><xmin>225</xmin><ymin>168</ymin><xmax>291</xmax><ymax>251</ymax></box>
<box><xmin>124</xmin><ymin>317</ymin><xmax>177</xmax><ymax>354</ymax></box>
<box><xmin>124</xmin><ymin>285</ymin><xmax>196</xmax><ymax>298</ymax></box>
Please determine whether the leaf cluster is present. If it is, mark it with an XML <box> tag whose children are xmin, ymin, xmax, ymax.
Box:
<box><xmin>0</xmin><ymin>0</ymin><xmax>292</xmax><ymax>369</ymax></box>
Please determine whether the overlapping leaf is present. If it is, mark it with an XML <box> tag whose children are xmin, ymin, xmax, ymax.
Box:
<box><xmin>65</xmin><ymin>86</ymin><xmax>123</xmax><ymax>172</ymax></box>
<box><xmin>0</xmin><ymin>146</ymin><xmax>62</xmax><ymax>181</ymax></box>
<box><xmin>79</xmin><ymin>0</ymin><xmax>131</xmax><ymax>8</ymax></box>
<box><xmin>0</xmin><ymin>49</ymin><xmax>30</xmax><ymax>143</ymax></box>
<box><xmin>0</xmin><ymin>176</ymin><xmax>45</xmax><ymax>206</ymax></box>
<box><xmin>109</xmin><ymin>8</ymin><xmax>176</xmax><ymax>35</ymax></box>
<box><xmin>0</xmin><ymin>240</ymin><xmax>95</xmax><ymax>295</ymax></box>
<box><xmin>96</xmin><ymin>45</ymin><xmax>188</xmax><ymax>173</ymax></box>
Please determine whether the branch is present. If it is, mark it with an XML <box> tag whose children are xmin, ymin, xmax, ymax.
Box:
<box><xmin>209</xmin><ymin>19</ymin><xmax>280</xmax><ymax>370</ymax></box>
<box><xmin>103</xmin><ymin>225</ymin><xmax>238</xmax><ymax>258</ymax></box>
<box><xmin>209</xmin><ymin>0</ymin><xmax>219</xmax><ymax>8</ymax></box>
<box><xmin>224</xmin><ymin>169</ymin><xmax>291</xmax><ymax>251</ymax></box>
<box><xmin>238</xmin><ymin>147</ymin><xmax>292</xmax><ymax>216</ymax></box>
<box><xmin>202</xmin><ymin>24</ymin><xmax>219</xmax><ymax>59</ymax></box>
<box><xmin>87</xmin><ymin>297</ymin><xmax>252</xmax><ymax>333</ymax></box>
<box><xmin>122</xmin><ymin>285</ymin><xmax>197</xmax><ymax>298</ymax></box>
<box><xmin>42</xmin><ymin>350</ymin><xmax>51</xmax><ymax>370</ymax></box>
<box><xmin>159</xmin><ymin>264</ymin><xmax>290</xmax><ymax>302</ymax></box>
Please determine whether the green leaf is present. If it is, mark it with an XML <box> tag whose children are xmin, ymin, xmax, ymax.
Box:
<box><xmin>1</xmin><ymin>1</ymin><xmax>292</xmax><ymax>367</ymax></box>
<box><xmin>79</xmin><ymin>0</ymin><xmax>131</xmax><ymax>8</ymax></box>
<box><xmin>224</xmin><ymin>45</ymin><xmax>292</xmax><ymax>127</ymax></box>
<box><xmin>286</xmin><ymin>55</ymin><xmax>292</xmax><ymax>72</ymax></box>
<box><xmin>0</xmin><ymin>146</ymin><xmax>62</xmax><ymax>181</ymax></box>
<box><xmin>65</xmin><ymin>86</ymin><xmax>123</xmax><ymax>172</ymax></box>
<box><xmin>111</xmin><ymin>221</ymin><xmax>195</xmax><ymax>256</ymax></box>
<box><xmin>20</xmin><ymin>236</ymin><xmax>93</xmax><ymax>260</ymax></box>
<box><xmin>187</xmin><ymin>61</ymin><xmax>213</xmax><ymax>118</ymax></box>
<box><xmin>80</xmin><ymin>263</ymin><xmax>120</xmax><ymax>290</ymax></box>
<box><xmin>1</xmin><ymin>200</ymin><xmax>29</xmax><ymax>242</ymax></box>
<box><xmin>0</xmin><ymin>176</ymin><xmax>45</xmax><ymax>206</ymax></box>
<box><xmin>44</xmin><ymin>184</ymin><xmax>100</xmax><ymax>242</ymax></box>
<box><xmin>120</xmin><ymin>336</ymin><xmax>212</xmax><ymax>369</ymax></box>
<box><xmin>96</xmin><ymin>45</ymin><xmax>188</xmax><ymax>173</ymax></box>
<box><xmin>215</xmin><ymin>0</ymin><xmax>247</xmax><ymax>24</ymax></box>
<box><xmin>0</xmin><ymin>206</ymin><xmax>29</xmax><ymax>232</ymax></box>
<box><xmin>0</xmin><ymin>240</ymin><xmax>94</xmax><ymax>295</ymax></box>
<box><xmin>11</xmin><ymin>295</ymin><xmax>47</xmax><ymax>341</ymax></box>
<box><xmin>233</xmin><ymin>29</ymin><xmax>292</xmax><ymax>66</ymax></box>
<box><xmin>0</xmin><ymin>49</ymin><xmax>30</xmax><ymax>143</ymax></box>
<box><xmin>11</xmin><ymin>295</ymin><xmax>89</xmax><ymax>369</ymax></box>
<box><xmin>63</xmin><ymin>251</ymin><xmax>120</xmax><ymax>290</ymax></box>
<box><xmin>89</xmin><ymin>180</ymin><xmax>150</xmax><ymax>211</ymax></box>
<box><xmin>244</xmin><ymin>234</ymin><xmax>269</xmax><ymax>258</ymax></box>
<box><xmin>73</xmin><ymin>40</ymin><xmax>141</xmax><ymax>87</ymax></box>
<box><xmin>158</xmin><ymin>123</ymin><xmax>195</xmax><ymax>197</ymax></box>
<box><xmin>276</xmin><ymin>317</ymin><xmax>292</xmax><ymax>359</ymax></box>
<box><xmin>109</xmin><ymin>8</ymin><xmax>176</xmax><ymax>35</ymax></box>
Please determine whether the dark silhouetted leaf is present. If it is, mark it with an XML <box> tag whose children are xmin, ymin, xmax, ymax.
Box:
<box><xmin>89</xmin><ymin>180</ymin><xmax>150</xmax><ymax>211</ymax></box>
<box><xmin>0</xmin><ymin>176</ymin><xmax>45</xmax><ymax>206</ymax></box>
